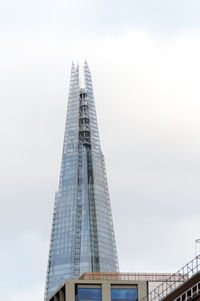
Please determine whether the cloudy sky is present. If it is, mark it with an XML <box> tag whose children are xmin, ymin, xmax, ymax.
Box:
<box><xmin>1</xmin><ymin>0</ymin><xmax>200</xmax><ymax>300</ymax></box>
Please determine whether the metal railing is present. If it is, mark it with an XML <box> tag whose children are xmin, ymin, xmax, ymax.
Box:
<box><xmin>79</xmin><ymin>272</ymin><xmax>176</xmax><ymax>281</ymax></box>
<box><xmin>140</xmin><ymin>255</ymin><xmax>200</xmax><ymax>301</ymax></box>
<box><xmin>174</xmin><ymin>281</ymin><xmax>200</xmax><ymax>301</ymax></box>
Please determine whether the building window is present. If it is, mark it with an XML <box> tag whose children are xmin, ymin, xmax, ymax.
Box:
<box><xmin>77</xmin><ymin>288</ymin><xmax>102</xmax><ymax>300</ymax></box>
<box><xmin>111</xmin><ymin>288</ymin><xmax>138</xmax><ymax>301</ymax></box>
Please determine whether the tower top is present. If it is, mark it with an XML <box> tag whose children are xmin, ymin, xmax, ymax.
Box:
<box><xmin>45</xmin><ymin>63</ymin><xmax>119</xmax><ymax>300</ymax></box>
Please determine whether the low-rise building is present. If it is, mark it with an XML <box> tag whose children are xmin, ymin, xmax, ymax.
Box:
<box><xmin>48</xmin><ymin>272</ymin><xmax>175</xmax><ymax>301</ymax></box>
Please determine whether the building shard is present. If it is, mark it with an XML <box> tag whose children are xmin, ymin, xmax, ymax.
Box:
<box><xmin>45</xmin><ymin>62</ymin><xmax>119</xmax><ymax>299</ymax></box>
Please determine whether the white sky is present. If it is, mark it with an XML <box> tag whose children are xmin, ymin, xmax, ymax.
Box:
<box><xmin>1</xmin><ymin>0</ymin><xmax>200</xmax><ymax>300</ymax></box>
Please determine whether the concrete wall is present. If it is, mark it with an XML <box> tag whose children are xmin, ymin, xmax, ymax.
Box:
<box><xmin>49</xmin><ymin>279</ymin><xmax>148</xmax><ymax>301</ymax></box>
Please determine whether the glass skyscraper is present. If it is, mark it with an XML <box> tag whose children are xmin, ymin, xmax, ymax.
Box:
<box><xmin>45</xmin><ymin>62</ymin><xmax>119</xmax><ymax>300</ymax></box>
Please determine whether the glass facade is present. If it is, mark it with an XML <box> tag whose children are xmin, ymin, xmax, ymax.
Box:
<box><xmin>111</xmin><ymin>288</ymin><xmax>138</xmax><ymax>301</ymax></box>
<box><xmin>77</xmin><ymin>288</ymin><xmax>102</xmax><ymax>301</ymax></box>
<box><xmin>45</xmin><ymin>62</ymin><xmax>119</xmax><ymax>300</ymax></box>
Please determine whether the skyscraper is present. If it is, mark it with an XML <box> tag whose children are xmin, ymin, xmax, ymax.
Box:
<box><xmin>45</xmin><ymin>62</ymin><xmax>119</xmax><ymax>300</ymax></box>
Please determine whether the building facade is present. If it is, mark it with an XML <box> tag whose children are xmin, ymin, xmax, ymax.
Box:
<box><xmin>45</xmin><ymin>62</ymin><xmax>119</xmax><ymax>299</ymax></box>
<box><xmin>48</xmin><ymin>278</ymin><xmax>144</xmax><ymax>301</ymax></box>
<box><xmin>48</xmin><ymin>272</ymin><xmax>175</xmax><ymax>301</ymax></box>
<box><xmin>48</xmin><ymin>264</ymin><xmax>200</xmax><ymax>301</ymax></box>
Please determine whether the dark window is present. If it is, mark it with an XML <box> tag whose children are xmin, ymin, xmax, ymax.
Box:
<box><xmin>77</xmin><ymin>288</ymin><xmax>102</xmax><ymax>300</ymax></box>
<box><xmin>111</xmin><ymin>288</ymin><xmax>138</xmax><ymax>301</ymax></box>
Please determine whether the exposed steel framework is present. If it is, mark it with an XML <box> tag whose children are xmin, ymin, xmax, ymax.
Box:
<box><xmin>141</xmin><ymin>255</ymin><xmax>200</xmax><ymax>301</ymax></box>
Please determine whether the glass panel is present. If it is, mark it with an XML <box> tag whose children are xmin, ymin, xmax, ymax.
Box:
<box><xmin>45</xmin><ymin>62</ymin><xmax>119</xmax><ymax>300</ymax></box>
<box><xmin>77</xmin><ymin>288</ymin><xmax>102</xmax><ymax>301</ymax></box>
<box><xmin>111</xmin><ymin>288</ymin><xmax>138</xmax><ymax>301</ymax></box>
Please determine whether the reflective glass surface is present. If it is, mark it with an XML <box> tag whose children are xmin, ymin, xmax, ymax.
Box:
<box><xmin>84</xmin><ymin>62</ymin><xmax>118</xmax><ymax>272</ymax></box>
<box><xmin>77</xmin><ymin>288</ymin><xmax>102</xmax><ymax>300</ymax></box>
<box><xmin>111</xmin><ymin>288</ymin><xmax>138</xmax><ymax>301</ymax></box>
<box><xmin>45</xmin><ymin>62</ymin><xmax>119</xmax><ymax>300</ymax></box>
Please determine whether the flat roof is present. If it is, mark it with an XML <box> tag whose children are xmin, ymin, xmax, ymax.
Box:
<box><xmin>79</xmin><ymin>272</ymin><xmax>178</xmax><ymax>282</ymax></box>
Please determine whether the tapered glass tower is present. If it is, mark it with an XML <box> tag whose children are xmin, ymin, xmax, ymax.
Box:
<box><xmin>45</xmin><ymin>62</ymin><xmax>119</xmax><ymax>300</ymax></box>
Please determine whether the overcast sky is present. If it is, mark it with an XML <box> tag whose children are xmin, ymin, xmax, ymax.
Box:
<box><xmin>1</xmin><ymin>0</ymin><xmax>200</xmax><ymax>300</ymax></box>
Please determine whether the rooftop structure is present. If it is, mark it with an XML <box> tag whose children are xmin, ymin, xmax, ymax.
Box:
<box><xmin>48</xmin><ymin>259</ymin><xmax>200</xmax><ymax>301</ymax></box>
<box><xmin>79</xmin><ymin>272</ymin><xmax>177</xmax><ymax>282</ymax></box>
<box><xmin>48</xmin><ymin>272</ymin><xmax>176</xmax><ymax>301</ymax></box>
<box><xmin>162</xmin><ymin>273</ymin><xmax>200</xmax><ymax>301</ymax></box>
<box><xmin>142</xmin><ymin>255</ymin><xmax>200</xmax><ymax>301</ymax></box>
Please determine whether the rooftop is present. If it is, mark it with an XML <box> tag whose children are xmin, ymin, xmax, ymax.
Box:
<box><xmin>79</xmin><ymin>272</ymin><xmax>179</xmax><ymax>282</ymax></box>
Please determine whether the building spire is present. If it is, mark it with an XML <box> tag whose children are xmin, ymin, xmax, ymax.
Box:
<box><xmin>45</xmin><ymin>62</ymin><xmax>119</xmax><ymax>300</ymax></box>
